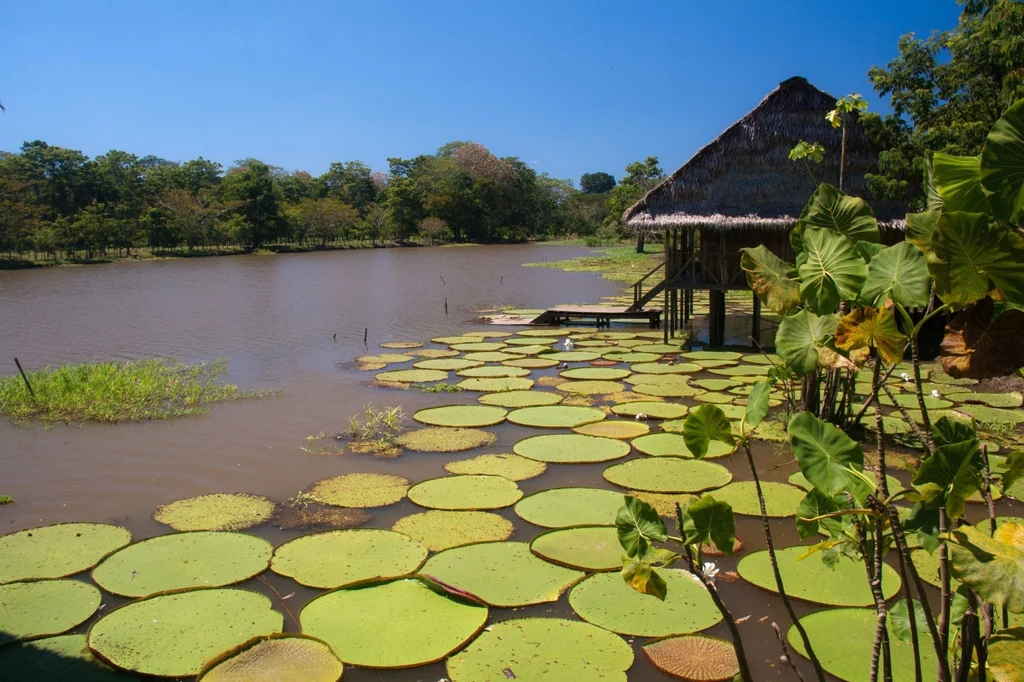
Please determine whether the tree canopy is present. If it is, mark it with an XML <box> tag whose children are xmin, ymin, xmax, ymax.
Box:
<box><xmin>580</xmin><ymin>172</ymin><xmax>615</xmax><ymax>194</ymax></box>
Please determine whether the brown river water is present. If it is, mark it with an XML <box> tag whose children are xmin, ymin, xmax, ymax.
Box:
<box><xmin>4</xmin><ymin>244</ymin><xmax>1006</xmax><ymax>681</ymax></box>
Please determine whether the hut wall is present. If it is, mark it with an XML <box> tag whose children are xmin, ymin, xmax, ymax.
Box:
<box><xmin>697</xmin><ymin>226</ymin><xmax>793</xmax><ymax>287</ymax></box>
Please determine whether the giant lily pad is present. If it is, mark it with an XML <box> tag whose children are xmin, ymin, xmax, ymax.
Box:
<box><xmin>709</xmin><ymin>481</ymin><xmax>805</xmax><ymax>517</ymax></box>
<box><xmin>514</xmin><ymin>434</ymin><xmax>631</xmax><ymax>463</ymax></box>
<box><xmin>630</xmin><ymin>362</ymin><xmax>701</xmax><ymax>375</ymax></box>
<box><xmin>308</xmin><ymin>473</ymin><xmax>409</xmax><ymax>508</ymax></box>
<box><xmin>738</xmin><ymin>546</ymin><xmax>900</xmax><ymax>606</ymax></box>
<box><xmin>414</xmin><ymin>358</ymin><xmax>483</xmax><ymax>371</ymax></box>
<box><xmin>407</xmin><ymin>349</ymin><xmax>459</xmax><ymax>359</ymax></box>
<box><xmin>456</xmin><ymin>377</ymin><xmax>535</xmax><ymax>392</ymax></box>
<box><xmin>396</xmin><ymin>427</ymin><xmax>496</xmax><ymax>452</ymax></box>
<box><xmin>392</xmin><ymin>511</ymin><xmax>513</xmax><ymax>552</ymax></box>
<box><xmin>574</xmin><ymin>420</ymin><xmax>650</xmax><ymax>439</ymax></box>
<box><xmin>556</xmin><ymin>380</ymin><xmax>624</xmax><ymax>395</ymax></box>
<box><xmin>419</xmin><ymin>542</ymin><xmax>584</xmax><ymax>607</ymax></box>
<box><xmin>93</xmin><ymin>531</ymin><xmax>273</xmax><ymax>598</ymax></box>
<box><xmin>380</xmin><ymin>341</ymin><xmax>423</xmax><ymax>349</ymax></box>
<box><xmin>503</xmin><ymin>345</ymin><xmax>554</xmax><ymax>356</ymax></box>
<box><xmin>546</xmin><ymin>351</ymin><xmax>602</xmax><ymax>362</ymax></box>
<box><xmin>611</xmin><ymin>401</ymin><xmax>687</xmax><ymax>420</ymax></box>
<box><xmin>450</xmin><ymin>342</ymin><xmax>507</xmax><ymax>352</ymax></box>
<box><xmin>271</xmin><ymin>529</ymin><xmax>427</xmax><ymax>589</ymax></box>
<box><xmin>444</xmin><ymin>453</ymin><xmax>547</xmax><ymax>481</ymax></box>
<box><xmin>197</xmin><ymin>634</ymin><xmax>343</xmax><ymax>682</ymax></box>
<box><xmin>408</xmin><ymin>475</ymin><xmax>523</xmax><ymax>510</ymax></box>
<box><xmin>504</xmin><ymin>336</ymin><xmax>557</xmax><ymax>346</ymax></box>
<box><xmin>502</xmin><ymin>357</ymin><xmax>560</xmax><ymax>369</ymax></box>
<box><xmin>456</xmin><ymin>366</ymin><xmax>530</xmax><ymax>378</ymax></box>
<box><xmin>507</xmin><ymin>405</ymin><xmax>605</xmax><ymax>428</ymax></box>
<box><xmin>413</xmin><ymin>405</ymin><xmax>508</xmax><ymax>428</ymax></box>
<box><xmin>683</xmin><ymin>351</ymin><xmax>743</xmax><ymax>361</ymax></box>
<box><xmin>603</xmin><ymin>458</ymin><xmax>732</xmax><ymax>493</ymax></box>
<box><xmin>478</xmin><ymin>390</ymin><xmax>562</xmax><ymax>408</ymax></box>
<box><xmin>634</xmin><ymin>344</ymin><xmax>684</xmax><ymax>354</ymax></box>
<box><xmin>356</xmin><ymin>353</ymin><xmax>413</xmax><ymax>364</ymax></box>
<box><xmin>301</xmin><ymin>579</ymin><xmax>486</xmax><ymax>668</ymax></box>
<box><xmin>605</xmin><ymin>352</ymin><xmax>660</xmax><ymax>363</ymax></box>
<box><xmin>530</xmin><ymin>526</ymin><xmax>621</xmax><ymax>571</ymax></box>
<box><xmin>627</xmin><ymin>491</ymin><xmax>696</xmax><ymax>517</ymax></box>
<box><xmin>446</xmin><ymin>617</ymin><xmax>633</xmax><ymax>682</ymax></box>
<box><xmin>463</xmin><ymin>351</ymin><xmax>517</xmax><ymax>362</ymax></box>
<box><xmin>0</xmin><ymin>523</ymin><xmax>131</xmax><ymax>584</ymax></box>
<box><xmin>788</xmin><ymin>607</ymin><xmax>936</xmax><ymax>682</ymax></box>
<box><xmin>0</xmin><ymin>634</ymin><xmax>128</xmax><ymax>682</ymax></box>
<box><xmin>374</xmin><ymin>369</ymin><xmax>449</xmax><ymax>383</ymax></box>
<box><xmin>514</xmin><ymin>488</ymin><xmax>625</xmax><ymax>528</ymax></box>
<box><xmin>632</xmin><ymin>382</ymin><xmax>706</xmax><ymax>398</ymax></box>
<box><xmin>631</xmin><ymin>433</ymin><xmax>735</xmax><ymax>459</ymax></box>
<box><xmin>87</xmin><ymin>588</ymin><xmax>282</xmax><ymax>678</ymax></box>
<box><xmin>560</xmin><ymin>367</ymin><xmax>631</xmax><ymax>380</ymax></box>
<box><xmin>569</xmin><ymin>570</ymin><xmax>722</xmax><ymax>636</ymax></box>
<box><xmin>643</xmin><ymin>634</ymin><xmax>740</xmax><ymax>682</ymax></box>
<box><xmin>958</xmin><ymin>404</ymin><xmax>1024</xmax><ymax>425</ymax></box>
<box><xmin>0</xmin><ymin>580</ymin><xmax>101</xmax><ymax>645</ymax></box>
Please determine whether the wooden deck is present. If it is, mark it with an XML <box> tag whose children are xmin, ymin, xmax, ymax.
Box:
<box><xmin>529</xmin><ymin>305</ymin><xmax>662</xmax><ymax>328</ymax></box>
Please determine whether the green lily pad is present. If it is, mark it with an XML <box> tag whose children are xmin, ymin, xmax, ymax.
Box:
<box><xmin>464</xmin><ymin>331</ymin><xmax>510</xmax><ymax>339</ymax></box>
<box><xmin>392</xmin><ymin>511</ymin><xmax>514</xmax><ymax>551</ymax></box>
<box><xmin>627</xmin><ymin>491</ymin><xmax>697</xmax><ymax>517</ymax></box>
<box><xmin>630</xmin><ymin>362</ymin><xmax>702</xmax><ymax>374</ymax></box>
<box><xmin>604</xmin><ymin>351</ymin><xmax>661</xmax><ymax>363</ymax></box>
<box><xmin>611</xmin><ymin>401</ymin><xmax>687</xmax><ymax>419</ymax></box>
<box><xmin>631</xmin><ymin>432</ymin><xmax>735</xmax><ymax>459</ymax></box>
<box><xmin>788</xmin><ymin>608</ymin><xmax>936</xmax><ymax>682</ymax></box>
<box><xmin>603</xmin><ymin>458</ymin><xmax>732</xmax><ymax>493</ymax></box>
<box><xmin>574</xmin><ymin>420</ymin><xmax>650</xmax><ymax>439</ymax></box>
<box><xmin>413</xmin><ymin>358</ymin><xmax>483</xmax><ymax>371</ymax></box>
<box><xmin>514</xmin><ymin>434</ymin><xmax>631</xmax><ymax>463</ymax></box>
<box><xmin>419</xmin><ymin>542</ymin><xmax>584</xmax><ymax>607</ymax></box>
<box><xmin>632</xmin><ymin>382</ymin><xmax>707</xmax><ymax>398</ymax></box>
<box><xmin>515</xmin><ymin>487</ymin><xmax>625</xmax><ymax>528</ymax></box>
<box><xmin>0</xmin><ymin>634</ymin><xmax>128</xmax><ymax>682</ymax></box>
<box><xmin>556</xmin><ymin>380</ymin><xmax>624</xmax><ymax>395</ymax></box>
<box><xmin>301</xmin><ymin>579</ymin><xmax>487</xmax><ymax>669</ymax></box>
<box><xmin>530</xmin><ymin>526</ymin><xmax>622</xmax><ymax>571</ymax></box>
<box><xmin>93</xmin><ymin>532</ymin><xmax>272</xmax><ymax>598</ymax></box>
<box><xmin>708</xmin><ymin>481</ymin><xmax>805</xmax><ymax>517</ymax></box>
<box><xmin>546</xmin><ymin>351</ymin><xmax>601</xmax><ymax>362</ymax></box>
<box><xmin>153</xmin><ymin>492</ymin><xmax>274</xmax><ymax>531</ymax></box>
<box><xmin>862</xmin><ymin>415</ymin><xmax>913</xmax><ymax>435</ymax></box>
<box><xmin>959</xmin><ymin>404</ymin><xmax>1024</xmax><ymax>425</ymax></box>
<box><xmin>643</xmin><ymin>634</ymin><xmax>740</xmax><ymax>682</ymax></box>
<box><xmin>375</xmin><ymin>369</ymin><xmax>449</xmax><ymax>383</ymax></box>
<box><xmin>456</xmin><ymin>377</ymin><xmax>535</xmax><ymax>392</ymax></box>
<box><xmin>949</xmin><ymin>391</ymin><xmax>1024</xmax><ymax>408</ymax></box>
<box><xmin>270</xmin><ymin>529</ymin><xmax>427</xmax><ymax>589</ymax></box>
<box><xmin>560</xmin><ymin>367</ymin><xmax>631</xmax><ymax>380</ymax></box>
<box><xmin>0</xmin><ymin>580</ymin><xmax>101</xmax><ymax>645</ymax></box>
<box><xmin>569</xmin><ymin>570</ymin><xmax>722</xmax><ymax>636</ymax></box>
<box><xmin>507</xmin><ymin>405</ymin><xmax>606</xmax><ymax>428</ymax></box>
<box><xmin>683</xmin><ymin>351</ymin><xmax>743</xmax><ymax>361</ymax></box>
<box><xmin>407</xmin><ymin>348</ymin><xmax>460</xmax><ymax>359</ymax></box>
<box><xmin>517</xmin><ymin>328</ymin><xmax>572</xmax><ymax>337</ymax></box>
<box><xmin>356</xmin><ymin>353</ymin><xmax>414</xmax><ymax>364</ymax></box>
<box><xmin>787</xmin><ymin>471</ymin><xmax>904</xmax><ymax>497</ymax></box>
<box><xmin>444</xmin><ymin>453</ymin><xmax>547</xmax><ymax>481</ymax></box>
<box><xmin>413</xmin><ymin>405</ymin><xmax>508</xmax><ymax>428</ymax></box>
<box><xmin>709</xmin><ymin>365</ymin><xmax>772</xmax><ymax>377</ymax></box>
<box><xmin>502</xmin><ymin>357</ymin><xmax>560</xmax><ymax>369</ymax></box>
<box><xmin>380</xmin><ymin>341</ymin><xmax>423</xmax><ymax>349</ymax></box>
<box><xmin>88</xmin><ymin>588</ymin><xmax>282</xmax><ymax>678</ymax></box>
<box><xmin>0</xmin><ymin>523</ymin><xmax>132</xmax><ymax>584</ymax></box>
<box><xmin>433</xmin><ymin>335</ymin><xmax>488</xmax><ymax>345</ymax></box>
<box><xmin>456</xmin><ymin>366</ymin><xmax>531</xmax><ymax>378</ymax></box>
<box><xmin>463</xmin><ymin>351</ymin><xmax>518</xmax><ymax>362</ymax></box>
<box><xmin>692</xmin><ymin>392</ymin><xmax>735</xmax><ymax>404</ymax></box>
<box><xmin>396</xmin><ymin>427</ymin><xmax>497</xmax><ymax>452</ymax></box>
<box><xmin>197</xmin><ymin>634</ymin><xmax>343</xmax><ymax>682</ymax></box>
<box><xmin>633</xmin><ymin>344</ymin><xmax>684</xmax><ymax>354</ymax></box>
<box><xmin>504</xmin><ymin>336</ymin><xmax>558</xmax><ymax>346</ymax></box>
<box><xmin>692</xmin><ymin>378</ymin><xmax>741</xmax><ymax>392</ymax></box>
<box><xmin>450</xmin><ymin>342</ymin><xmax>507</xmax><ymax>352</ymax></box>
<box><xmin>503</xmin><ymin>345</ymin><xmax>554</xmax><ymax>356</ymax></box>
<box><xmin>446</xmin><ymin>617</ymin><xmax>633</xmax><ymax>682</ymax></box>
<box><xmin>738</xmin><ymin>546</ymin><xmax>901</xmax><ymax>605</ymax></box>
<box><xmin>308</xmin><ymin>473</ymin><xmax>409</xmax><ymax>508</ymax></box>
<box><xmin>478</xmin><ymin>390</ymin><xmax>562</xmax><ymax>408</ymax></box>
<box><xmin>408</xmin><ymin>475</ymin><xmax>523</xmax><ymax>510</ymax></box>
<box><xmin>743</xmin><ymin>354</ymin><xmax>782</xmax><ymax>365</ymax></box>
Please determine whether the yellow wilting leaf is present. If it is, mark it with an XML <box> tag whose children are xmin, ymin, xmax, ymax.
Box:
<box><xmin>835</xmin><ymin>306</ymin><xmax>907</xmax><ymax>365</ymax></box>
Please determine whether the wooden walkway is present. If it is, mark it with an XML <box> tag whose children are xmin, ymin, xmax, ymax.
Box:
<box><xmin>529</xmin><ymin>305</ymin><xmax>662</xmax><ymax>328</ymax></box>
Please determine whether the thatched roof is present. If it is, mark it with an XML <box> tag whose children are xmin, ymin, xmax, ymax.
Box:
<box><xmin>624</xmin><ymin>77</ymin><xmax>905</xmax><ymax>231</ymax></box>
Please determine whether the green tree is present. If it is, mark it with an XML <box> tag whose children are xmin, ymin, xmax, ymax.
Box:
<box><xmin>579</xmin><ymin>171</ymin><xmax>615</xmax><ymax>194</ymax></box>
<box><xmin>319</xmin><ymin>161</ymin><xmax>377</xmax><ymax>213</ymax></box>
<box><xmin>221</xmin><ymin>161</ymin><xmax>284</xmax><ymax>249</ymax></box>
<box><xmin>288</xmin><ymin>197</ymin><xmax>358</xmax><ymax>245</ymax></box>
<box><xmin>606</xmin><ymin>156</ymin><xmax>664</xmax><ymax>251</ymax></box>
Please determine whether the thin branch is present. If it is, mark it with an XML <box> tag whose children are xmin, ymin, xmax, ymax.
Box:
<box><xmin>772</xmin><ymin>621</ymin><xmax>808</xmax><ymax>682</ymax></box>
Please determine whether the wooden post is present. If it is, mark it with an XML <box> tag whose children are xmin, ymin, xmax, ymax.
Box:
<box><xmin>709</xmin><ymin>290</ymin><xmax>726</xmax><ymax>346</ymax></box>
<box><xmin>751</xmin><ymin>295</ymin><xmax>761</xmax><ymax>346</ymax></box>
<box><xmin>14</xmin><ymin>358</ymin><xmax>35</xmax><ymax>399</ymax></box>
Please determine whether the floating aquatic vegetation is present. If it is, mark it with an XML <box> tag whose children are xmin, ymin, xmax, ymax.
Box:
<box><xmin>529</xmin><ymin>525</ymin><xmax>622</xmax><ymax>571</ymax></box>
<box><xmin>153</xmin><ymin>493</ymin><xmax>276</xmax><ymax>532</ymax></box>
<box><xmin>366</xmin><ymin>379</ymin><xmax>410</xmax><ymax>390</ymax></box>
<box><xmin>959</xmin><ymin>404</ymin><xmax>1024</xmax><ymax>425</ymax></box>
<box><xmin>197</xmin><ymin>634</ymin><xmax>344</xmax><ymax>682</ymax></box>
<box><xmin>456</xmin><ymin>366</ymin><xmax>531</xmax><ymax>378</ymax></box>
<box><xmin>560</xmin><ymin>367</ymin><xmax>631</xmax><ymax>380</ymax></box>
<box><xmin>356</xmin><ymin>354</ymin><xmax>414</xmax><ymax>364</ymax></box>
<box><xmin>456</xmin><ymin>377</ymin><xmax>534</xmax><ymax>392</ymax></box>
<box><xmin>463</xmin><ymin>351</ymin><xmax>518</xmax><ymax>362</ymax></box>
<box><xmin>87</xmin><ymin>588</ymin><xmax>282</xmax><ymax>678</ymax></box>
<box><xmin>630</xmin><ymin>362</ymin><xmax>702</xmax><ymax>375</ymax></box>
<box><xmin>478</xmin><ymin>390</ymin><xmax>563</xmax><ymax>408</ymax></box>
<box><xmin>407</xmin><ymin>475</ymin><xmax>523</xmax><ymax>510</ymax></box>
<box><xmin>0</xmin><ymin>634</ymin><xmax>125</xmax><ymax>681</ymax></box>
<box><xmin>682</xmin><ymin>350</ymin><xmax>743</xmax><ymax>361</ymax></box>
<box><xmin>412</xmin><ymin>405</ymin><xmax>508</xmax><ymax>428</ymax></box>
<box><xmin>450</xmin><ymin>342</ymin><xmax>507</xmax><ymax>352</ymax></box>
<box><xmin>604</xmin><ymin>351</ymin><xmax>661</xmax><ymax>363</ymax></box>
<box><xmin>396</xmin><ymin>427</ymin><xmax>497</xmax><ymax>452</ymax></box>
<box><xmin>446</xmin><ymin>617</ymin><xmax>633</xmax><ymax>682</ymax></box>
<box><xmin>502</xmin><ymin>356</ymin><xmax>560</xmax><ymax>368</ymax></box>
<box><xmin>514</xmin><ymin>487</ymin><xmax>625</xmax><ymax>528</ymax></box>
<box><xmin>632</xmin><ymin>382</ymin><xmax>706</xmax><ymax>398</ymax></box>
<box><xmin>947</xmin><ymin>391</ymin><xmax>1024</xmax><ymax>408</ymax></box>
<box><xmin>707</xmin><ymin>481</ymin><xmax>805</xmax><ymax>517</ymax></box>
<box><xmin>413</xmin><ymin>358</ymin><xmax>484</xmax><ymax>371</ymax></box>
<box><xmin>431</xmin><ymin>336</ymin><xmax>481</xmax><ymax>345</ymax></box>
<box><xmin>271</xmin><ymin>504</ymin><xmax>371</xmax><ymax>531</ymax></box>
<box><xmin>374</xmin><ymin>369</ymin><xmax>449</xmax><ymax>383</ymax></box>
<box><xmin>643</xmin><ymin>634</ymin><xmax>741</xmax><ymax>682</ymax></box>
<box><xmin>633</xmin><ymin>343</ymin><xmax>685</xmax><ymax>354</ymax></box>
<box><xmin>503</xmin><ymin>344</ymin><xmax>554</xmax><ymax>356</ymax></box>
<box><xmin>308</xmin><ymin>473</ymin><xmax>409</xmax><ymax>508</ymax></box>
<box><xmin>354</xmin><ymin>361</ymin><xmax>387</xmax><ymax>371</ymax></box>
<box><xmin>569</xmin><ymin>570</ymin><xmax>722</xmax><ymax>637</ymax></box>
<box><xmin>506</xmin><ymin>405</ymin><xmax>606</xmax><ymax>428</ymax></box>
<box><xmin>573</xmin><ymin>420</ymin><xmax>650</xmax><ymax>439</ymax></box>
<box><xmin>270</xmin><ymin>529</ymin><xmax>427</xmax><ymax>589</ymax></box>
<box><xmin>546</xmin><ymin>351</ymin><xmax>602</xmax><ymax>362</ymax></box>
<box><xmin>419</xmin><ymin>541</ymin><xmax>583</xmax><ymax>607</ymax></box>
<box><xmin>301</xmin><ymin>579</ymin><xmax>487</xmax><ymax>669</ymax></box>
<box><xmin>380</xmin><ymin>341</ymin><xmax>422</xmax><ymax>349</ymax></box>
<box><xmin>405</xmin><ymin>348</ymin><xmax>461</xmax><ymax>359</ymax></box>
<box><xmin>631</xmin><ymin>432</ymin><xmax>735</xmax><ymax>459</ymax></box>
<box><xmin>0</xmin><ymin>579</ymin><xmax>101</xmax><ymax>645</ymax></box>
<box><xmin>444</xmin><ymin>453</ymin><xmax>547</xmax><ymax>481</ymax></box>
<box><xmin>514</xmin><ymin>433</ymin><xmax>631</xmax><ymax>463</ymax></box>
<box><xmin>93</xmin><ymin>531</ymin><xmax>273</xmax><ymax>598</ymax></box>
<box><xmin>0</xmin><ymin>522</ymin><xmax>132</xmax><ymax>584</ymax></box>
<box><xmin>392</xmin><ymin>510</ymin><xmax>514</xmax><ymax>551</ymax></box>
<box><xmin>555</xmin><ymin>380</ymin><xmax>624</xmax><ymax>395</ymax></box>
<box><xmin>627</xmin><ymin>490</ymin><xmax>696</xmax><ymax>517</ymax></box>
<box><xmin>738</xmin><ymin>546</ymin><xmax>901</xmax><ymax>605</ymax></box>
<box><xmin>602</xmin><ymin>390</ymin><xmax>663</xmax><ymax>404</ymax></box>
<box><xmin>504</xmin><ymin>336</ymin><xmax>558</xmax><ymax>346</ymax></box>
<box><xmin>611</xmin><ymin>400</ymin><xmax>686</xmax><ymax>419</ymax></box>
<box><xmin>692</xmin><ymin>378</ymin><xmax>741</xmax><ymax>392</ymax></box>
<box><xmin>517</xmin><ymin>328</ymin><xmax>573</xmax><ymax>337</ymax></box>
<box><xmin>603</xmin><ymin>458</ymin><xmax>732</xmax><ymax>493</ymax></box>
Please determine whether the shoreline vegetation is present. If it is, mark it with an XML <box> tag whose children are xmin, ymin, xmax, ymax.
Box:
<box><xmin>0</xmin><ymin>358</ymin><xmax>273</xmax><ymax>425</ymax></box>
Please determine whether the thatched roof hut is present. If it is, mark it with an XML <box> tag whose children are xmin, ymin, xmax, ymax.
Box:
<box><xmin>623</xmin><ymin>76</ymin><xmax>905</xmax><ymax>232</ymax></box>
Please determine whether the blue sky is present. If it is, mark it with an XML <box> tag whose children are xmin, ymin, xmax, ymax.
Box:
<box><xmin>1</xmin><ymin>1</ymin><xmax>961</xmax><ymax>185</ymax></box>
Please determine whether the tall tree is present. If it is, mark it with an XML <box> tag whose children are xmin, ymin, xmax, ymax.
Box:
<box><xmin>221</xmin><ymin>160</ymin><xmax>284</xmax><ymax>250</ymax></box>
<box><xmin>580</xmin><ymin>171</ymin><xmax>615</xmax><ymax>194</ymax></box>
<box><xmin>606</xmin><ymin>156</ymin><xmax>665</xmax><ymax>251</ymax></box>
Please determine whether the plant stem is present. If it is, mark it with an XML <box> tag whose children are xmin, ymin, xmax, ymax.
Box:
<box><xmin>840</xmin><ymin>119</ymin><xmax>848</xmax><ymax>191</ymax></box>
<box><xmin>258</xmin><ymin>575</ymin><xmax>299</xmax><ymax>629</ymax></box>
<box><xmin>939</xmin><ymin>509</ymin><xmax>952</xmax><ymax>661</ymax></box>
<box><xmin>772</xmin><ymin>621</ymin><xmax>808</xmax><ymax>682</ymax></box>
<box><xmin>852</xmin><ymin>361</ymin><xmax>898</xmax><ymax>426</ymax></box>
<box><xmin>880</xmin><ymin>383</ymin><xmax>933</xmax><ymax>456</ymax></box>
<box><xmin>740</xmin><ymin>439</ymin><xmax>826</xmax><ymax>681</ymax></box>
<box><xmin>909</xmin><ymin>334</ymin><xmax>934</xmax><ymax>448</ymax></box>
<box><xmin>868</xmin><ymin>514</ymin><xmax>893</xmax><ymax>682</ymax></box>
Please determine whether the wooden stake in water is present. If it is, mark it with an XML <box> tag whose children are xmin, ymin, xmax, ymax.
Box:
<box><xmin>363</xmin><ymin>328</ymin><xmax>368</xmax><ymax>345</ymax></box>
<box><xmin>444</xmin><ymin>297</ymin><xmax>448</xmax><ymax>315</ymax></box>
<box><xmin>14</xmin><ymin>357</ymin><xmax>35</xmax><ymax>399</ymax></box>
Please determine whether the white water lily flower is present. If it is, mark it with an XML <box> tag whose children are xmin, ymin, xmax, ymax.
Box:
<box><xmin>900</xmin><ymin>372</ymin><xmax>911</xmax><ymax>382</ymax></box>
<box><xmin>702</xmin><ymin>561</ymin><xmax>719</xmax><ymax>580</ymax></box>
<box><xmin>635</xmin><ymin>412</ymin><xmax>647</xmax><ymax>421</ymax></box>
<box><xmin>931</xmin><ymin>389</ymin><xmax>941</xmax><ymax>398</ymax></box>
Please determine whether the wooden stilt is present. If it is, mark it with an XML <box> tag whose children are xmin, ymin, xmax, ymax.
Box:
<box><xmin>751</xmin><ymin>295</ymin><xmax>761</xmax><ymax>346</ymax></box>
<box><xmin>709</xmin><ymin>290</ymin><xmax>725</xmax><ymax>346</ymax></box>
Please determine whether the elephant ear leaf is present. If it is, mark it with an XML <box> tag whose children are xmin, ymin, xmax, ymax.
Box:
<box><xmin>905</xmin><ymin>209</ymin><xmax>941</xmax><ymax>254</ymax></box>
<box><xmin>940</xmin><ymin>297</ymin><xmax>1024</xmax><ymax>379</ymax></box>
<box><xmin>798</xmin><ymin>228</ymin><xmax>868</xmax><ymax>314</ymax></box>
<box><xmin>924</xmin><ymin>152</ymin><xmax>944</xmax><ymax>211</ymax></box>
<box><xmin>798</xmin><ymin>183</ymin><xmax>881</xmax><ymax>243</ymax></box>
<box><xmin>682</xmin><ymin>404</ymin><xmax>735</xmax><ymax>459</ymax></box>
<box><xmin>981</xmin><ymin>97</ymin><xmax>1024</xmax><ymax>226</ymax></box>
<box><xmin>927</xmin><ymin>211</ymin><xmax>1024</xmax><ymax>306</ymax></box>
<box><xmin>740</xmin><ymin>245</ymin><xmax>802</xmax><ymax>316</ymax></box>
<box><xmin>683</xmin><ymin>495</ymin><xmax>736</xmax><ymax>555</ymax></box>
<box><xmin>912</xmin><ymin>438</ymin><xmax>983</xmax><ymax>520</ymax></box>
<box><xmin>775</xmin><ymin>309</ymin><xmax>838</xmax><ymax>376</ymax></box>
<box><xmin>615</xmin><ymin>496</ymin><xmax>667</xmax><ymax>557</ymax></box>
<box><xmin>835</xmin><ymin>306</ymin><xmax>907</xmax><ymax>366</ymax></box>
<box><xmin>860</xmin><ymin>241</ymin><xmax>931</xmax><ymax>309</ymax></box>
<box><xmin>949</xmin><ymin>522</ymin><xmax>1024</xmax><ymax>614</ymax></box>
<box><xmin>933</xmin><ymin>152</ymin><xmax>989</xmax><ymax>214</ymax></box>
<box><xmin>788</xmin><ymin>411</ymin><xmax>865</xmax><ymax>497</ymax></box>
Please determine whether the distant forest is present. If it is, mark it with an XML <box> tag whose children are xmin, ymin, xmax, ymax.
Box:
<box><xmin>0</xmin><ymin>139</ymin><xmax>663</xmax><ymax>262</ymax></box>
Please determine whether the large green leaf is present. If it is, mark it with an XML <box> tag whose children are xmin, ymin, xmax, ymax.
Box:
<box><xmin>797</xmin><ymin>183</ymin><xmax>881</xmax><ymax>243</ymax></box>
<box><xmin>744</xmin><ymin>380</ymin><xmax>772</xmax><ymax>429</ymax></box>
<box><xmin>925</xmin><ymin>152</ymin><xmax>943</xmax><ymax>211</ymax></box>
<box><xmin>987</xmin><ymin>627</ymin><xmax>1024</xmax><ymax>682</ymax></box>
<box><xmin>775</xmin><ymin>310</ymin><xmax>839</xmax><ymax>376</ymax></box>
<box><xmin>933</xmin><ymin>152</ymin><xmax>989</xmax><ymax>213</ymax></box>
<box><xmin>615</xmin><ymin>496</ymin><xmax>667</xmax><ymax>557</ymax></box>
<box><xmin>788</xmin><ymin>411</ymin><xmax>865</xmax><ymax>497</ymax></box>
<box><xmin>795</xmin><ymin>488</ymin><xmax>850</xmax><ymax>539</ymax></box>
<box><xmin>681</xmin><ymin>404</ymin><xmax>735</xmax><ymax>459</ymax></box>
<box><xmin>683</xmin><ymin>495</ymin><xmax>735</xmax><ymax>554</ymax></box>
<box><xmin>1001</xmin><ymin>451</ymin><xmax>1024</xmax><ymax>495</ymax></box>
<box><xmin>834</xmin><ymin>306</ymin><xmax>908</xmax><ymax>365</ymax></box>
<box><xmin>860</xmin><ymin>241</ymin><xmax>931</xmax><ymax>308</ymax></box>
<box><xmin>949</xmin><ymin>522</ymin><xmax>1024</xmax><ymax>613</ymax></box>
<box><xmin>928</xmin><ymin>211</ymin><xmax>1024</xmax><ymax>306</ymax></box>
<box><xmin>798</xmin><ymin>228</ymin><xmax>869</xmax><ymax>313</ymax></box>
<box><xmin>981</xmin><ymin>97</ymin><xmax>1024</xmax><ymax>225</ymax></box>
<box><xmin>914</xmin><ymin>437</ymin><xmax>984</xmax><ymax>521</ymax></box>
<box><xmin>889</xmin><ymin>599</ymin><xmax>931</xmax><ymax>643</ymax></box>
<box><xmin>740</xmin><ymin>245</ymin><xmax>802</xmax><ymax>315</ymax></box>
<box><xmin>905</xmin><ymin>209</ymin><xmax>941</xmax><ymax>253</ymax></box>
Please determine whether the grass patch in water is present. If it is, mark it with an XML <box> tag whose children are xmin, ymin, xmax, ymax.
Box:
<box><xmin>522</xmin><ymin>246</ymin><xmax>660</xmax><ymax>283</ymax></box>
<box><xmin>0</xmin><ymin>358</ymin><xmax>270</xmax><ymax>424</ymax></box>
<box><xmin>0</xmin><ymin>494</ymin><xmax>11</xmax><ymax>505</ymax></box>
